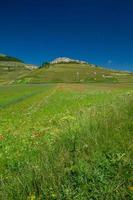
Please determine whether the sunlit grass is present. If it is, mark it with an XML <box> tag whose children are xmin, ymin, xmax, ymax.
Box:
<box><xmin>0</xmin><ymin>83</ymin><xmax>133</xmax><ymax>199</ymax></box>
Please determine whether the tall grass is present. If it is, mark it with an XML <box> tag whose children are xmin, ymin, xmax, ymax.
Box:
<box><xmin>0</xmin><ymin>87</ymin><xmax>133</xmax><ymax>199</ymax></box>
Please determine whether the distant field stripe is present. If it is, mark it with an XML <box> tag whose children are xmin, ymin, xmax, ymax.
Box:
<box><xmin>26</xmin><ymin>85</ymin><xmax>59</xmax><ymax>114</ymax></box>
<box><xmin>0</xmin><ymin>91</ymin><xmax>42</xmax><ymax>109</ymax></box>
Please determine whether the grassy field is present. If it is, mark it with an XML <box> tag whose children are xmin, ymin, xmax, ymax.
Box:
<box><xmin>0</xmin><ymin>83</ymin><xmax>133</xmax><ymax>199</ymax></box>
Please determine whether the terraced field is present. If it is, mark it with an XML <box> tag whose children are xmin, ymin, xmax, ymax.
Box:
<box><xmin>0</xmin><ymin>64</ymin><xmax>31</xmax><ymax>85</ymax></box>
<box><xmin>15</xmin><ymin>63</ymin><xmax>133</xmax><ymax>84</ymax></box>
<box><xmin>0</xmin><ymin>83</ymin><xmax>133</xmax><ymax>199</ymax></box>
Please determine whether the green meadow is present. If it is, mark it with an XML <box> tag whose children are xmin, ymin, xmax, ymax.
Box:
<box><xmin>0</xmin><ymin>83</ymin><xmax>133</xmax><ymax>199</ymax></box>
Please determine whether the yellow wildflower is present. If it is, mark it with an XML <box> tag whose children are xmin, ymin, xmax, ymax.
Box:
<box><xmin>128</xmin><ymin>186</ymin><xmax>133</xmax><ymax>191</ymax></box>
<box><xmin>27</xmin><ymin>193</ymin><xmax>36</xmax><ymax>200</ymax></box>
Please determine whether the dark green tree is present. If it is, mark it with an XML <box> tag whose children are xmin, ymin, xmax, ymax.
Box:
<box><xmin>39</xmin><ymin>62</ymin><xmax>50</xmax><ymax>69</ymax></box>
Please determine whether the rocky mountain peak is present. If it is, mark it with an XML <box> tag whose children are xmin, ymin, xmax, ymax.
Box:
<box><xmin>51</xmin><ymin>57</ymin><xmax>87</xmax><ymax>64</ymax></box>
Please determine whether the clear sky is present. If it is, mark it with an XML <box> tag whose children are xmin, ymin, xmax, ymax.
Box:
<box><xmin>0</xmin><ymin>0</ymin><xmax>133</xmax><ymax>71</ymax></box>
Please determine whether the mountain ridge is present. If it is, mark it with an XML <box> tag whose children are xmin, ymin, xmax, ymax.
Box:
<box><xmin>50</xmin><ymin>57</ymin><xmax>88</xmax><ymax>64</ymax></box>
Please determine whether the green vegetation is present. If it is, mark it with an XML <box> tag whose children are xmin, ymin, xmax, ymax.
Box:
<box><xmin>0</xmin><ymin>55</ymin><xmax>23</xmax><ymax>62</ymax></box>
<box><xmin>0</xmin><ymin>54</ymin><xmax>133</xmax><ymax>84</ymax></box>
<box><xmin>39</xmin><ymin>62</ymin><xmax>50</xmax><ymax>69</ymax></box>
<box><xmin>0</xmin><ymin>65</ymin><xmax>31</xmax><ymax>85</ymax></box>
<box><xmin>0</xmin><ymin>83</ymin><xmax>133</xmax><ymax>199</ymax></box>
<box><xmin>0</xmin><ymin>54</ymin><xmax>33</xmax><ymax>84</ymax></box>
<box><xmin>18</xmin><ymin>63</ymin><xmax>133</xmax><ymax>84</ymax></box>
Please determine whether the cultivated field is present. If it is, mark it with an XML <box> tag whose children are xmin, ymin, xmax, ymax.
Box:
<box><xmin>0</xmin><ymin>83</ymin><xmax>133</xmax><ymax>199</ymax></box>
<box><xmin>16</xmin><ymin>63</ymin><xmax>133</xmax><ymax>84</ymax></box>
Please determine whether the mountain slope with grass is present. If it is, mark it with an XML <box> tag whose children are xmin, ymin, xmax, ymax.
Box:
<box><xmin>17</xmin><ymin>58</ymin><xmax>133</xmax><ymax>84</ymax></box>
<box><xmin>0</xmin><ymin>54</ymin><xmax>37</xmax><ymax>84</ymax></box>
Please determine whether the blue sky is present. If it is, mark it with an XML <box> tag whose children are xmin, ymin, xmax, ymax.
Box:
<box><xmin>0</xmin><ymin>0</ymin><xmax>133</xmax><ymax>71</ymax></box>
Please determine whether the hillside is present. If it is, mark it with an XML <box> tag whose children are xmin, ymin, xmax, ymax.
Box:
<box><xmin>0</xmin><ymin>54</ymin><xmax>37</xmax><ymax>84</ymax></box>
<box><xmin>0</xmin><ymin>55</ymin><xmax>133</xmax><ymax>84</ymax></box>
<box><xmin>0</xmin><ymin>54</ymin><xmax>23</xmax><ymax>62</ymax></box>
<box><xmin>16</xmin><ymin>58</ymin><xmax>133</xmax><ymax>83</ymax></box>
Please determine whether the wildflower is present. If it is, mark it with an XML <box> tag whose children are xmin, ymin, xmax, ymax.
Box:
<box><xmin>128</xmin><ymin>186</ymin><xmax>133</xmax><ymax>191</ymax></box>
<box><xmin>0</xmin><ymin>134</ymin><xmax>4</xmax><ymax>141</ymax></box>
<box><xmin>27</xmin><ymin>193</ymin><xmax>36</xmax><ymax>200</ymax></box>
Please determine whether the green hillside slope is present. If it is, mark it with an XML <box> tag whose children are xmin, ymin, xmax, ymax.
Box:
<box><xmin>16</xmin><ymin>62</ymin><xmax>133</xmax><ymax>83</ymax></box>
<box><xmin>0</xmin><ymin>54</ymin><xmax>23</xmax><ymax>62</ymax></box>
<box><xmin>0</xmin><ymin>55</ymin><xmax>33</xmax><ymax>84</ymax></box>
